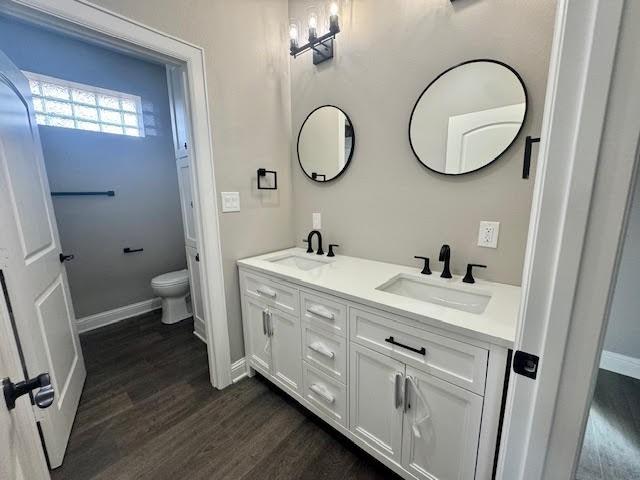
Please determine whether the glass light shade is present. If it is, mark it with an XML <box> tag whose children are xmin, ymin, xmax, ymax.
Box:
<box><xmin>308</xmin><ymin>14</ymin><xmax>318</xmax><ymax>29</ymax></box>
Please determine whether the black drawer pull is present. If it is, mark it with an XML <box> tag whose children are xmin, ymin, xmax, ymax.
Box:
<box><xmin>123</xmin><ymin>247</ymin><xmax>144</xmax><ymax>254</ymax></box>
<box><xmin>385</xmin><ymin>336</ymin><xmax>426</xmax><ymax>355</ymax></box>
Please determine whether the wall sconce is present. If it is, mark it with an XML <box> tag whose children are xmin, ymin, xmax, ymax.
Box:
<box><xmin>290</xmin><ymin>3</ymin><xmax>340</xmax><ymax>65</ymax></box>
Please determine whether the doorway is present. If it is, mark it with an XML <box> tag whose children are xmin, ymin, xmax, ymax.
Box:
<box><xmin>0</xmin><ymin>2</ymin><xmax>230</xmax><ymax>475</ymax></box>
<box><xmin>575</xmin><ymin>170</ymin><xmax>640</xmax><ymax>480</ymax></box>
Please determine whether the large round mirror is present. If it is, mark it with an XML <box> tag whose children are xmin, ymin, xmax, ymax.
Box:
<box><xmin>297</xmin><ymin>105</ymin><xmax>355</xmax><ymax>182</ymax></box>
<box><xmin>409</xmin><ymin>60</ymin><xmax>527</xmax><ymax>175</ymax></box>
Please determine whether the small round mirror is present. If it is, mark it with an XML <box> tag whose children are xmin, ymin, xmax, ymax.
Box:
<box><xmin>297</xmin><ymin>105</ymin><xmax>355</xmax><ymax>182</ymax></box>
<box><xmin>409</xmin><ymin>60</ymin><xmax>527</xmax><ymax>175</ymax></box>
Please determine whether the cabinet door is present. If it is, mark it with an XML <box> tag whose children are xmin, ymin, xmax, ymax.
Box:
<box><xmin>176</xmin><ymin>157</ymin><xmax>197</xmax><ymax>247</ymax></box>
<box><xmin>350</xmin><ymin>343</ymin><xmax>405</xmax><ymax>463</ymax></box>
<box><xmin>270</xmin><ymin>308</ymin><xmax>302</xmax><ymax>396</ymax></box>
<box><xmin>402</xmin><ymin>367</ymin><xmax>483</xmax><ymax>480</ymax></box>
<box><xmin>186</xmin><ymin>246</ymin><xmax>205</xmax><ymax>338</ymax></box>
<box><xmin>243</xmin><ymin>297</ymin><xmax>272</xmax><ymax>375</ymax></box>
<box><xmin>167</xmin><ymin>66</ymin><xmax>190</xmax><ymax>158</ymax></box>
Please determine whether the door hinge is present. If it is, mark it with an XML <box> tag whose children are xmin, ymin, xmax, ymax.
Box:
<box><xmin>513</xmin><ymin>350</ymin><xmax>540</xmax><ymax>379</ymax></box>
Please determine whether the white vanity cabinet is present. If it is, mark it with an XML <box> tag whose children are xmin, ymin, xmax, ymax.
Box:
<box><xmin>238</xmin><ymin>264</ymin><xmax>510</xmax><ymax>480</ymax></box>
<box><xmin>401</xmin><ymin>366</ymin><xmax>483</xmax><ymax>480</ymax></box>
<box><xmin>240</xmin><ymin>272</ymin><xmax>302</xmax><ymax>398</ymax></box>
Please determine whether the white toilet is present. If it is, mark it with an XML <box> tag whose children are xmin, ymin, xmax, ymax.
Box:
<box><xmin>151</xmin><ymin>269</ymin><xmax>191</xmax><ymax>325</ymax></box>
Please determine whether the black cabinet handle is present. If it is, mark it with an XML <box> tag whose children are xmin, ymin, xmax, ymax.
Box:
<box><xmin>195</xmin><ymin>253</ymin><xmax>200</xmax><ymax>262</ymax></box>
<box><xmin>123</xmin><ymin>247</ymin><xmax>144</xmax><ymax>254</ymax></box>
<box><xmin>385</xmin><ymin>336</ymin><xmax>426</xmax><ymax>355</ymax></box>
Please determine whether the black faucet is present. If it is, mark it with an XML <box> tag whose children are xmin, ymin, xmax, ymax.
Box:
<box><xmin>439</xmin><ymin>244</ymin><xmax>452</xmax><ymax>279</ymax></box>
<box><xmin>305</xmin><ymin>230</ymin><xmax>324</xmax><ymax>255</ymax></box>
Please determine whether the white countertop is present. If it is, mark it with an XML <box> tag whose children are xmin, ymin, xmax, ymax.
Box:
<box><xmin>237</xmin><ymin>247</ymin><xmax>521</xmax><ymax>347</ymax></box>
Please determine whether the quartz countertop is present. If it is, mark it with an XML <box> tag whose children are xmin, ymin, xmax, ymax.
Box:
<box><xmin>237</xmin><ymin>248</ymin><xmax>521</xmax><ymax>347</ymax></box>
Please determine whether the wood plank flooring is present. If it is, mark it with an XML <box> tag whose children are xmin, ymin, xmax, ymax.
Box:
<box><xmin>51</xmin><ymin>311</ymin><xmax>401</xmax><ymax>480</ymax></box>
<box><xmin>576</xmin><ymin>369</ymin><xmax>640</xmax><ymax>480</ymax></box>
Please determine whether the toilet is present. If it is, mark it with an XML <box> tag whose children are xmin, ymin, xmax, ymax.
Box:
<box><xmin>151</xmin><ymin>269</ymin><xmax>191</xmax><ymax>325</ymax></box>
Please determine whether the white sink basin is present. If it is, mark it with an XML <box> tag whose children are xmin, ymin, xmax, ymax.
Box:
<box><xmin>376</xmin><ymin>274</ymin><xmax>492</xmax><ymax>314</ymax></box>
<box><xmin>266</xmin><ymin>252</ymin><xmax>331</xmax><ymax>271</ymax></box>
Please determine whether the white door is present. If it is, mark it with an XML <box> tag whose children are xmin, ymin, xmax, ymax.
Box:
<box><xmin>176</xmin><ymin>157</ymin><xmax>197</xmax><ymax>247</ymax></box>
<box><xmin>0</xmin><ymin>51</ymin><xmax>86</xmax><ymax>468</ymax></box>
<box><xmin>167</xmin><ymin>65</ymin><xmax>190</xmax><ymax>158</ymax></box>
<box><xmin>185</xmin><ymin>246</ymin><xmax>204</xmax><ymax>338</ymax></box>
<box><xmin>444</xmin><ymin>103</ymin><xmax>525</xmax><ymax>174</ymax></box>
<box><xmin>349</xmin><ymin>343</ymin><xmax>405</xmax><ymax>463</ymax></box>
<box><xmin>0</xmin><ymin>286</ymin><xmax>50</xmax><ymax>480</ymax></box>
<box><xmin>402</xmin><ymin>367</ymin><xmax>483</xmax><ymax>480</ymax></box>
<box><xmin>243</xmin><ymin>296</ymin><xmax>272</xmax><ymax>375</ymax></box>
<box><xmin>270</xmin><ymin>308</ymin><xmax>302</xmax><ymax>396</ymax></box>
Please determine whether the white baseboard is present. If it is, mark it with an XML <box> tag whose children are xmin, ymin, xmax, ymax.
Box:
<box><xmin>77</xmin><ymin>298</ymin><xmax>161</xmax><ymax>333</ymax></box>
<box><xmin>231</xmin><ymin>357</ymin><xmax>247</xmax><ymax>383</ymax></box>
<box><xmin>193</xmin><ymin>329</ymin><xmax>207</xmax><ymax>344</ymax></box>
<box><xmin>193</xmin><ymin>317</ymin><xmax>206</xmax><ymax>344</ymax></box>
<box><xmin>600</xmin><ymin>350</ymin><xmax>640</xmax><ymax>380</ymax></box>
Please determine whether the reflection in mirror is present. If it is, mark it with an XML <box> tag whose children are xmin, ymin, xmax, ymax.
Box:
<box><xmin>297</xmin><ymin>105</ymin><xmax>355</xmax><ymax>182</ymax></box>
<box><xmin>409</xmin><ymin>60</ymin><xmax>527</xmax><ymax>175</ymax></box>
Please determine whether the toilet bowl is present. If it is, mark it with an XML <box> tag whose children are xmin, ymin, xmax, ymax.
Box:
<box><xmin>151</xmin><ymin>269</ymin><xmax>191</xmax><ymax>325</ymax></box>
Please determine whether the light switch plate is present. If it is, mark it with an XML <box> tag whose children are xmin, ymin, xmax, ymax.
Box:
<box><xmin>478</xmin><ymin>221</ymin><xmax>500</xmax><ymax>248</ymax></box>
<box><xmin>221</xmin><ymin>192</ymin><xmax>240</xmax><ymax>212</ymax></box>
<box><xmin>313</xmin><ymin>212</ymin><xmax>322</xmax><ymax>230</ymax></box>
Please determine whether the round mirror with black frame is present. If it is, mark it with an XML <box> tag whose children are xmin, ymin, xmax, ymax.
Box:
<box><xmin>297</xmin><ymin>105</ymin><xmax>355</xmax><ymax>183</ymax></box>
<box><xmin>409</xmin><ymin>59</ymin><xmax>527</xmax><ymax>175</ymax></box>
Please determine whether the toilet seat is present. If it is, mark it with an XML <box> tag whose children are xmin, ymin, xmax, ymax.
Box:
<box><xmin>151</xmin><ymin>269</ymin><xmax>188</xmax><ymax>287</ymax></box>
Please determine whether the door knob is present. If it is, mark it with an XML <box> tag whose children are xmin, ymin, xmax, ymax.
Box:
<box><xmin>59</xmin><ymin>253</ymin><xmax>74</xmax><ymax>263</ymax></box>
<box><xmin>3</xmin><ymin>373</ymin><xmax>55</xmax><ymax>410</ymax></box>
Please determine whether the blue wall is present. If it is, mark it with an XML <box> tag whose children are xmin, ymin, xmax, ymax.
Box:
<box><xmin>0</xmin><ymin>15</ymin><xmax>186</xmax><ymax>318</ymax></box>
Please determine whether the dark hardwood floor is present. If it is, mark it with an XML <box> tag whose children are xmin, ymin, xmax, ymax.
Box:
<box><xmin>576</xmin><ymin>369</ymin><xmax>640</xmax><ymax>480</ymax></box>
<box><xmin>51</xmin><ymin>311</ymin><xmax>401</xmax><ymax>480</ymax></box>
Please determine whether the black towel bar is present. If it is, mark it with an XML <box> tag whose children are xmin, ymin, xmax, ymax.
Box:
<box><xmin>51</xmin><ymin>190</ymin><xmax>115</xmax><ymax>197</ymax></box>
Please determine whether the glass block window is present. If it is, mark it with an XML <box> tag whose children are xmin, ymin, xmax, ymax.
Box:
<box><xmin>24</xmin><ymin>71</ymin><xmax>144</xmax><ymax>137</ymax></box>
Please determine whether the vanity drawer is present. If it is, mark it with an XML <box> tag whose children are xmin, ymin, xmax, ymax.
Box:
<box><xmin>303</xmin><ymin>362</ymin><xmax>348</xmax><ymax>428</ymax></box>
<box><xmin>350</xmin><ymin>308</ymin><xmax>488</xmax><ymax>395</ymax></box>
<box><xmin>301</xmin><ymin>291</ymin><xmax>347</xmax><ymax>337</ymax></box>
<box><xmin>240</xmin><ymin>270</ymin><xmax>299</xmax><ymax>317</ymax></box>
<box><xmin>302</xmin><ymin>323</ymin><xmax>347</xmax><ymax>384</ymax></box>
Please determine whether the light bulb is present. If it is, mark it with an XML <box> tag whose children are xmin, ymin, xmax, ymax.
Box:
<box><xmin>289</xmin><ymin>24</ymin><xmax>298</xmax><ymax>41</ymax></box>
<box><xmin>308</xmin><ymin>14</ymin><xmax>317</xmax><ymax>29</ymax></box>
<box><xmin>330</xmin><ymin>2</ymin><xmax>339</xmax><ymax>16</ymax></box>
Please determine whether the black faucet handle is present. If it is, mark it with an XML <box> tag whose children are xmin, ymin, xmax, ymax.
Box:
<box><xmin>302</xmin><ymin>239</ymin><xmax>313</xmax><ymax>253</ymax></box>
<box><xmin>414</xmin><ymin>256</ymin><xmax>432</xmax><ymax>275</ymax></box>
<box><xmin>462</xmin><ymin>264</ymin><xmax>487</xmax><ymax>284</ymax></box>
<box><xmin>327</xmin><ymin>244</ymin><xmax>339</xmax><ymax>257</ymax></box>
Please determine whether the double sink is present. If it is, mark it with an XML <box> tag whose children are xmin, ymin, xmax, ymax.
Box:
<box><xmin>267</xmin><ymin>251</ymin><xmax>491</xmax><ymax>314</ymax></box>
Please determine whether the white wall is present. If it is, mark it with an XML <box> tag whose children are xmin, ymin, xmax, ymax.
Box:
<box><xmin>0</xmin><ymin>16</ymin><xmax>186</xmax><ymax>318</ymax></box>
<box><xmin>289</xmin><ymin>0</ymin><xmax>556</xmax><ymax>285</ymax></box>
<box><xmin>604</xmin><ymin>173</ymin><xmax>640</xmax><ymax>361</ymax></box>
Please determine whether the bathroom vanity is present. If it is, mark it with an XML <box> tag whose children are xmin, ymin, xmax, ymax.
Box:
<box><xmin>238</xmin><ymin>248</ymin><xmax>520</xmax><ymax>480</ymax></box>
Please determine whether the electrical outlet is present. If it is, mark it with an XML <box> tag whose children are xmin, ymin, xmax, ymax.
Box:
<box><xmin>221</xmin><ymin>192</ymin><xmax>240</xmax><ymax>212</ymax></box>
<box><xmin>313</xmin><ymin>212</ymin><xmax>322</xmax><ymax>230</ymax></box>
<box><xmin>478</xmin><ymin>221</ymin><xmax>500</xmax><ymax>248</ymax></box>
